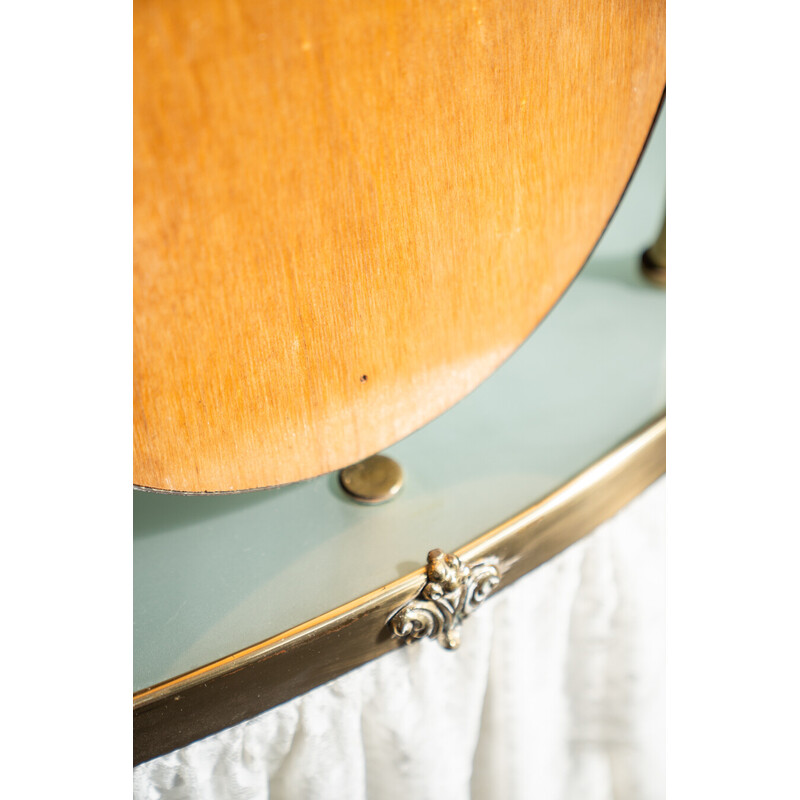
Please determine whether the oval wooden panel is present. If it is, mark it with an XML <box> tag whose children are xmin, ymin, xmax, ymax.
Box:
<box><xmin>134</xmin><ymin>0</ymin><xmax>665</xmax><ymax>493</ymax></box>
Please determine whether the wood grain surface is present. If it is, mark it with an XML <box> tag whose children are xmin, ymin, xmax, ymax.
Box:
<box><xmin>134</xmin><ymin>0</ymin><xmax>665</xmax><ymax>492</ymax></box>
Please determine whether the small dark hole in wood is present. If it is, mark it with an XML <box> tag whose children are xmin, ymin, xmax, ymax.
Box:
<box><xmin>360</xmin><ymin>375</ymin><xmax>368</xmax><ymax>383</ymax></box>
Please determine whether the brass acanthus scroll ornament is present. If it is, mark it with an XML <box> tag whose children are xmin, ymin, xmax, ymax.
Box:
<box><xmin>389</xmin><ymin>549</ymin><xmax>501</xmax><ymax>649</ymax></box>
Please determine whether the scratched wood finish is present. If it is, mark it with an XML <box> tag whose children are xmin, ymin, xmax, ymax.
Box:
<box><xmin>134</xmin><ymin>0</ymin><xmax>665</xmax><ymax>492</ymax></box>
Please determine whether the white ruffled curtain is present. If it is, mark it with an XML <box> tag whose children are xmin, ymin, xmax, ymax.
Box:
<box><xmin>134</xmin><ymin>477</ymin><xmax>665</xmax><ymax>800</ymax></box>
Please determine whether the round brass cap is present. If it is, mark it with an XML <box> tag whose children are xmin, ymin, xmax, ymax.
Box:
<box><xmin>339</xmin><ymin>454</ymin><xmax>404</xmax><ymax>504</ymax></box>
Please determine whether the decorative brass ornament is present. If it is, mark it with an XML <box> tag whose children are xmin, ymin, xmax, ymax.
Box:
<box><xmin>389</xmin><ymin>549</ymin><xmax>501</xmax><ymax>649</ymax></box>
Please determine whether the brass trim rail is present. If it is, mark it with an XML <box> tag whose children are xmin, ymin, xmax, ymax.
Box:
<box><xmin>134</xmin><ymin>413</ymin><xmax>666</xmax><ymax>766</ymax></box>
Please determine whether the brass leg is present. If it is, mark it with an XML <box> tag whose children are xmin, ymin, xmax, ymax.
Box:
<box><xmin>641</xmin><ymin>216</ymin><xmax>666</xmax><ymax>286</ymax></box>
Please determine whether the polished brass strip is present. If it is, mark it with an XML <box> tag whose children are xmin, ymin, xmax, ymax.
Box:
<box><xmin>134</xmin><ymin>413</ymin><xmax>666</xmax><ymax>766</ymax></box>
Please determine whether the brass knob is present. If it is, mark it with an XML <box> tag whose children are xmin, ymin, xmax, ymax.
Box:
<box><xmin>339</xmin><ymin>454</ymin><xmax>404</xmax><ymax>504</ymax></box>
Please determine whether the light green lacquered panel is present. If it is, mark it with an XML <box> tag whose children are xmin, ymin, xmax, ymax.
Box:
<box><xmin>134</xmin><ymin>106</ymin><xmax>666</xmax><ymax>693</ymax></box>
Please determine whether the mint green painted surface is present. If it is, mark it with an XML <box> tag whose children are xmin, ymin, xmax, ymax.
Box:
<box><xmin>134</xmin><ymin>107</ymin><xmax>666</xmax><ymax>693</ymax></box>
